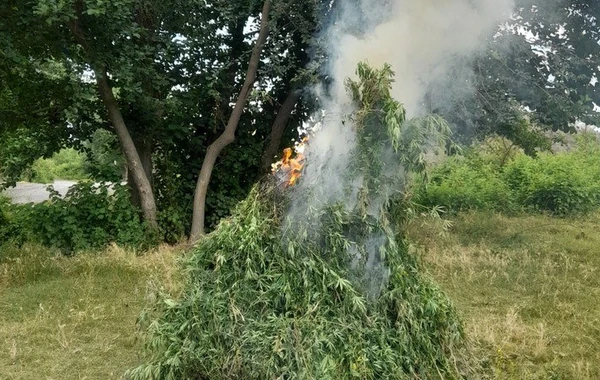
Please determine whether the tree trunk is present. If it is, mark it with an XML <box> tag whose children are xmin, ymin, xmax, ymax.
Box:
<box><xmin>66</xmin><ymin>16</ymin><xmax>158</xmax><ymax>232</ymax></box>
<box><xmin>189</xmin><ymin>0</ymin><xmax>272</xmax><ymax>243</ymax></box>
<box><xmin>95</xmin><ymin>71</ymin><xmax>159</xmax><ymax>231</ymax></box>
<box><xmin>260</xmin><ymin>89</ymin><xmax>300</xmax><ymax>174</ymax></box>
<box><xmin>128</xmin><ymin>137</ymin><xmax>154</xmax><ymax>209</ymax></box>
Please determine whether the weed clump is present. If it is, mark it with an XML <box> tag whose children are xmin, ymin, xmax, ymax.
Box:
<box><xmin>129</xmin><ymin>184</ymin><xmax>463</xmax><ymax>379</ymax></box>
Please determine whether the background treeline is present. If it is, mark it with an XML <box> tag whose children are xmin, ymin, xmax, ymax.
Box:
<box><xmin>17</xmin><ymin>129</ymin><xmax>125</xmax><ymax>184</ymax></box>
<box><xmin>1</xmin><ymin>0</ymin><xmax>599</xmax><ymax>249</ymax></box>
<box><xmin>3</xmin><ymin>130</ymin><xmax>600</xmax><ymax>253</ymax></box>
<box><xmin>0</xmin><ymin>183</ymin><xmax>147</xmax><ymax>253</ymax></box>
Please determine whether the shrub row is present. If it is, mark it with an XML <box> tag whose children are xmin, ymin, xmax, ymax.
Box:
<box><xmin>419</xmin><ymin>134</ymin><xmax>600</xmax><ymax>216</ymax></box>
<box><xmin>0</xmin><ymin>183</ymin><xmax>152</xmax><ymax>254</ymax></box>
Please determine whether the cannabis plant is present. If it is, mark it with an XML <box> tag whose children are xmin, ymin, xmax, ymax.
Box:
<box><xmin>128</xmin><ymin>63</ymin><xmax>462</xmax><ymax>380</ymax></box>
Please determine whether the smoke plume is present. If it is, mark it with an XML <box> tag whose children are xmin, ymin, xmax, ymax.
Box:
<box><xmin>300</xmin><ymin>0</ymin><xmax>516</xmax><ymax>194</ymax></box>
<box><xmin>286</xmin><ymin>0</ymin><xmax>515</xmax><ymax>298</ymax></box>
<box><xmin>327</xmin><ymin>0</ymin><xmax>515</xmax><ymax>115</ymax></box>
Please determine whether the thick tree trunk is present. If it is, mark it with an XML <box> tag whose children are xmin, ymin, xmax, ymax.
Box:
<box><xmin>260</xmin><ymin>89</ymin><xmax>300</xmax><ymax>174</ymax></box>
<box><xmin>189</xmin><ymin>0</ymin><xmax>272</xmax><ymax>243</ymax></box>
<box><xmin>95</xmin><ymin>71</ymin><xmax>159</xmax><ymax>231</ymax></box>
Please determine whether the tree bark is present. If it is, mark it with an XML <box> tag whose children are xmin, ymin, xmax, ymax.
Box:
<box><xmin>66</xmin><ymin>15</ymin><xmax>158</xmax><ymax>232</ymax></box>
<box><xmin>260</xmin><ymin>89</ymin><xmax>300</xmax><ymax>174</ymax></box>
<box><xmin>95</xmin><ymin>71</ymin><xmax>159</xmax><ymax>231</ymax></box>
<box><xmin>128</xmin><ymin>137</ymin><xmax>154</xmax><ymax>209</ymax></box>
<box><xmin>189</xmin><ymin>0</ymin><xmax>272</xmax><ymax>243</ymax></box>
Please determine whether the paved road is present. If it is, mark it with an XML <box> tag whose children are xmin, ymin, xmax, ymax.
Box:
<box><xmin>2</xmin><ymin>180</ymin><xmax>77</xmax><ymax>204</ymax></box>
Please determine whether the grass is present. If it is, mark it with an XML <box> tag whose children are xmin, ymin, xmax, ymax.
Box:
<box><xmin>0</xmin><ymin>243</ymin><xmax>181</xmax><ymax>380</ymax></box>
<box><xmin>1</xmin><ymin>210</ymin><xmax>599</xmax><ymax>378</ymax></box>
<box><xmin>409</xmin><ymin>211</ymin><xmax>600</xmax><ymax>379</ymax></box>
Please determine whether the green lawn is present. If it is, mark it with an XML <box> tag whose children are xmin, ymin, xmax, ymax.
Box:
<box><xmin>0</xmin><ymin>244</ymin><xmax>180</xmax><ymax>380</ymax></box>
<box><xmin>411</xmin><ymin>211</ymin><xmax>600</xmax><ymax>379</ymax></box>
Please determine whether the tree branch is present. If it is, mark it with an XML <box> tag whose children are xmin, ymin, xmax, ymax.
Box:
<box><xmin>260</xmin><ymin>88</ymin><xmax>300</xmax><ymax>174</ymax></box>
<box><xmin>189</xmin><ymin>0</ymin><xmax>272</xmax><ymax>242</ymax></box>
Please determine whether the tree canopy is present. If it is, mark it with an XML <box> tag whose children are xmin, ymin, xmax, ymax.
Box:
<box><xmin>1</xmin><ymin>0</ymin><xmax>597</xmax><ymax>240</ymax></box>
<box><xmin>432</xmin><ymin>0</ymin><xmax>599</xmax><ymax>152</ymax></box>
<box><xmin>1</xmin><ymin>0</ymin><xmax>328</xmax><ymax>238</ymax></box>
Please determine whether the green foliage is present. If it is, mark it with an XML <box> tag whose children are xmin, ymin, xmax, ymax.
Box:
<box><xmin>17</xmin><ymin>182</ymin><xmax>151</xmax><ymax>253</ymax></box>
<box><xmin>129</xmin><ymin>64</ymin><xmax>464</xmax><ymax>379</ymax></box>
<box><xmin>347</xmin><ymin>63</ymin><xmax>452</xmax><ymax>179</ymax></box>
<box><xmin>424</xmin><ymin>156</ymin><xmax>515</xmax><ymax>212</ymax></box>
<box><xmin>2</xmin><ymin>0</ymin><xmax>327</xmax><ymax>235</ymax></box>
<box><xmin>0</xmin><ymin>128</ymin><xmax>55</xmax><ymax>187</ymax></box>
<box><xmin>0</xmin><ymin>195</ymin><xmax>21</xmax><ymax>245</ymax></box>
<box><xmin>438</xmin><ymin>1</ymin><xmax>599</xmax><ymax>147</ymax></box>
<box><xmin>22</xmin><ymin>148</ymin><xmax>88</xmax><ymax>183</ymax></box>
<box><xmin>0</xmin><ymin>196</ymin><xmax>10</xmax><ymax>226</ymax></box>
<box><xmin>128</xmin><ymin>186</ymin><xmax>463</xmax><ymax>380</ymax></box>
<box><xmin>514</xmin><ymin>0</ymin><xmax>600</xmax><ymax>128</ymax></box>
<box><xmin>83</xmin><ymin>129</ymin><xmax>126</xmax><ymax>182</ymax></box>
<box><xmin>26</xmin><ymin>159</ymin><xmax>57</xmax><ymax>184</ymax></box>
<box><xmin>505</xmin><ymin>135</ymin><xmax>600</xmax><ymax>215</ymax></box>
<box><xmin>421</xmin><ymin>134</ymin><xmax>600</xmax><ymax>216</ymax></box>
<box><xmin>493</xmin><ymin>115</ymin><xmax>552</xmax><ymax>156</ymax></box>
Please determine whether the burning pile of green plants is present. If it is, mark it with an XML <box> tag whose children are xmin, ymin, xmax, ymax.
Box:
<box><xmin>128</xmin><ymin>63</ymin><xmax>464</xmax><ymax>379</ymax></box>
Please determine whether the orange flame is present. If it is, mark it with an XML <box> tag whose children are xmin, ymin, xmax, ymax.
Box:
<box><xmin>272</xmin><ymin>137</ymin><xmax>308</xmax><ymax>187</ymax></box>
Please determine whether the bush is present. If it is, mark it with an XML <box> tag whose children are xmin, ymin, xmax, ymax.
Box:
<box><xmin>0</xmin><ymin>196</ymin><xmax>29</xmax><ymax>248</ymax></box>
<box><xmin>24</xmin><ymin>148</ymin><xmax>88</xmax><ymax>183</ymax></box>
<box><xmin>0</xmin><ymin>196</ymin><xmax>18</xmax><ymax>245</ymax></box>
<box><xmin>419</xmin><ymin>133</ymin><xmax>600</xmax><ymax>216</ymax></box>
<box><xmin>423</xmin><ymin>156</ymin><xmax>515</xmax><ymax>212</ymax></box>
<box><xmin>18</xmin><ymin>182</ymin><xmax>152</xmax><ymax>253</ymax></box>
<box><xmin>505</xmin><ymin>149</ymin><xmax>600</xmax><ymax>215</ymax></box>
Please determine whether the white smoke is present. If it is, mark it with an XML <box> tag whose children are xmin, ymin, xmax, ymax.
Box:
<box><xmin>286</xmin><ymin>0</ymin><xmax>515</xmax><ymax>298</ymax></box>
<box><xmin>328</xmin><ymin>0</ymin><xmax>515</xmax><ymax>116</ymax></box>
<box><xmin>297</xmin><ymin>0</ymin><xmax>516</xmax><ymax>209</ymax></box>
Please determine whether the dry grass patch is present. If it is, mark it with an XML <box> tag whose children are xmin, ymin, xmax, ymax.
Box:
<box><xmin>0</xmin><ymin>243</ymin><xmax>182</xmax><ymax>380</ymax></box>
<box><xmin>409</xmin><ymin>211</ymin><xmax>600</xmax><ymax>379</ymax></box>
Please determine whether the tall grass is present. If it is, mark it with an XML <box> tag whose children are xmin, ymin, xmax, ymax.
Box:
<box><xmin>0</xmin><ymin>243</ymin><xmax>182</xmax><ymax>380</ymax></box>
<box><xmin>409</xmin><ymin>211</ymin><xmax>600</xmax><ymax>379</ymax></box>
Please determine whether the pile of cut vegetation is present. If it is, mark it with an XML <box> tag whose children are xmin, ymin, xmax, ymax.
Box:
<box><xmin>128</xmin><ymin>64</ymin><xmax>464</xmax><ymax>379</ymax></box>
